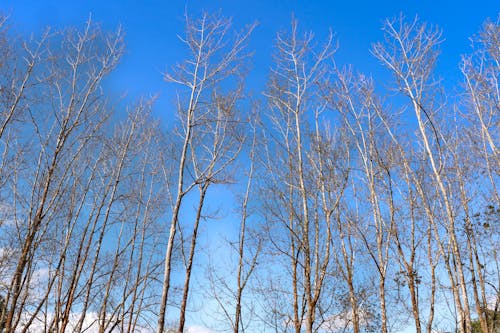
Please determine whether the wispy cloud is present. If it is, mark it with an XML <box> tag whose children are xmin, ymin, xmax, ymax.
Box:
<box><xmin>187</xmin><ymin>325</ymin><xmax>214</xmax><ymax>333</ymax></box>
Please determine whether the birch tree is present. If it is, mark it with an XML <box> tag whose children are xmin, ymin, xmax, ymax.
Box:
<box><xmin>262</xmin><ymin>19</ymin><xmax>350</xmax><ymax>333</ymax></box>
<box><xmin>157</xmin><ymin>12</ymin><xmax>254</xmax><ymax>333</ymax></box>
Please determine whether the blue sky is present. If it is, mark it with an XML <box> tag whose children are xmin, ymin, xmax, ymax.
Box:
<box><xmin>1</xmin><ymin>0</ymin><xmax>498</xmax><ymax>120</ymax></box>
<box><xmin>1</xmin><ymin>1</ymin><xmax>498</xmax><ymax>331</ymax></box>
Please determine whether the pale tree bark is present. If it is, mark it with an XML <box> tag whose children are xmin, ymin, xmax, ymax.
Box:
<box><xmin>157</xmin><ymin>12</ymin><xmax>254</xmax><ymax>333</ymax></box>
<box><xmin>461</xmin><ymin>19</ymin><xmax>499</xmax><ymax>194</ymax></box>
<box><xmin>461</xmin><ymin>25</ymin><xmax>499</xmax><ymax>332</ymax></box>
<box><xmin>451</xmin><ymin>107</ymin><xmax>498</xmax><ymax>333</ymax></box>
<box><xmin>332</xmin><ymin>70</ymin><xmax>395</xmax><ymax>333</ymax></box>
<box><xmin>177</xmin><ymin>88</ymin><xmax>247</xmax><ymax>331</ymax></box>
<box><xmin>96</xmin><ymin>102</ymin><xmax>162</xmax><ymax>333</ymax></box>
<box><xmin>1</xmin><ymin>18</ymin><xmax>124</xmax><ymax>333</ymax></box>
<box><xmin>263</xmin><ymin>19</ymin><xmax>339</xmax><ymax>333</ymax></box>
<box><xmin>372</xmin><ymin>15</ymin><xmax>473</xmax><ymax>332</ymax></box>
<box><xmin>369</xmin><ymin>74</ymin><xmax>445</xmax><ymax>333</ymax></box>
<box><xmin>204</xmin><ymin>114</ymin><xmax>261</xmax><ymax>333</ymax></box>
<box><xmin>118</xmin><ymin>128</ymin><xmax>166</xmax><ymax>333</ymax></box>
<box><xmin>256</xmin><ymin>126</ymin><xmax>303</xmax><ymax>333</ymax></box>
<box><xmin>0</xmin><ymin>18</ymin><xmax>163</xmax><ymax>333</ymax></box>
<box><xmin>74</xmin><ymin>102</ymin><xmax>145</xmax><ymax>332</ymax></box>
<box><xmin>370</xmin><ymin>87</ymin><xmax>432</xmax><ymax>333</ymax></box>
<box><xmin>0</xmin><ymin>15</ymin><xmax>50</xmax><ymax>141</ymax></box>
<box><xmin>260</xmin><ymin>105</ymin><xmax>304</xmax><ymax>333</ymax></box>
<box><xmin>233</xmin><ymin>117</ymin><xmax>260</xmax><ymax>333</ymax></box>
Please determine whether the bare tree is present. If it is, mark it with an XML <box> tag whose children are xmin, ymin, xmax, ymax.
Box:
<box><xmin>372</xmin><ymin>15</ymin><xmax>475</xmax><ymax>332</ymax></box>
<box><xmin>233</xmin><ymin>116</ymin><xmax>260</xmax><ymax>333</ymax></box>
<box><xmin>1</xmin><ymin>18</ymin><xmax>125</xmax><ymax>333</ymax></box>
<box><xmin>0</xmin><ymin>8</ymin><xmax>498</xmax><ymax>333</ymax></box>
<box><xmin>0</xmin><ymin>17</ymin><xmax>167</xmax><ymax>333</ymax></box>
<box><xmin>261</xmin><ymin>18</ymin><xmax>350</xmax><ymax>333</ymax></box>
<box><xmin>157</xmin><ymin>12</ymin><xmax>254</xmax><ymax>333</ymax></box>
<box><xmin>458</xmin><ymin>17</ymin><xmax>500</xmax><ymax>333</ymax></box>
<box><xmin>0</xmin><ymin>14</ymin><xmax>50</xmax><ymax>142</ymax></box>
<box><xmin>204</xmin><ymin>111</ymin><xmax>262</xmax><ymax>333</ymax></box>
<box><xmin>177</xmin><ymin>84</ymin><xmax>248</xmax><ymax>333</ymax></box>
<box><xmin>332</xmin><ymin>70</ymin><xmax>398</xmax><ymax>333</ymax></box>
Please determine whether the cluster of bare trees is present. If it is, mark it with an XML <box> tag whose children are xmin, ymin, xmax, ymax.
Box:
<box><xmin>0</xmin><ymin>16</ymin><xmax>170</xmax><ymax>332</ymax></box>
<box><xmin>0</xmin><ymin>9</ymin><xmax>498</xmax><ymax>333</ymax></box>
<box><xmin>253</xmin><ymin>15</ymin><xmax>499</xmax><ymax>333</ymax></box>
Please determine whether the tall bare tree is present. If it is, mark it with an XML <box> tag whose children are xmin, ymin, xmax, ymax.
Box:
<box><xmin>157</xmin><ymin>12</ymin><xmax>254</xmax><ymax>333</ymax></box>
<box><xmin>261</xmin><ymin>18</ymin><xmax>354</xmax><ymax>333</ymax></box>
<box><xmin>1</xmin><ymin>18</ymin><xmax>125</xmax><ymax>333</ymax></box>
<box><xmin>204</xmin><ymin>111</ymin><xmax>262</xmax><ymax>333</ymax></box>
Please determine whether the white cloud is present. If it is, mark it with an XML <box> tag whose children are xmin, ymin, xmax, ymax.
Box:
<box><xmin>487</xmin><ymin>294</ymin><xmax>499</xmax><ymax>310</ymax></box>
<box><xmin>17</xmin><ymin>311</ymin><xmax>158</xmax><ymax>333</ymax></box>
<box><xmin>15</xmin><ymin>312</ymin><xmax>212</xmax><ymax>333</ymax></box>
<box><xmin>187</xmin><ymin>325</ymin><xmax>214</xmax><ymax>333</ymax></box>
<box><xmin>0</xmin><ymin>202</ymin><xmax>18</xmax><ymax>227</ymax></box>
<box><xmin>17</xmin><ymin>311</ymin><xmax>101</xmax><ymax>332</ymax></box>
<box><xmin>319</xmin><ymin>308</ymin><xmax>372</xmax><ymax>332</ymax></box>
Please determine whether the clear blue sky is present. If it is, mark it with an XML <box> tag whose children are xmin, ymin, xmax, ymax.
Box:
<box><xmin>1</xmin><ymin>1</ymin><xmax>498</xmax><ymax>331</ymax></box>
<box><xmin>1</xmin><ymin>0</ymin><xmax>498</xmax><ymax>118</ymax></box>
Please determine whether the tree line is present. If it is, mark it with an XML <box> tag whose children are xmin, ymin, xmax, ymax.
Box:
<box><xmin>0</xmin><ymin>11</ymin><xmax>498</xmax><ymax>333</ymax></box>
